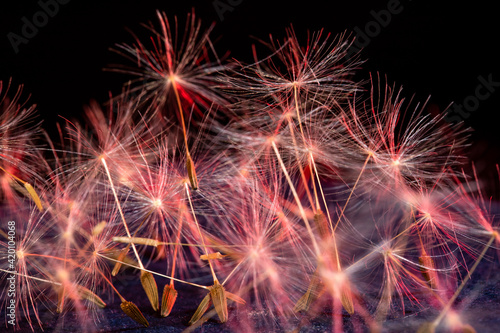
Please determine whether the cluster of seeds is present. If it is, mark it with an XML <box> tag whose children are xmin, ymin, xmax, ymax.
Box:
<box><xmin>1</xmin><ymin>10</ymin><xmax>498</xmax><ymax>333</ymax></box>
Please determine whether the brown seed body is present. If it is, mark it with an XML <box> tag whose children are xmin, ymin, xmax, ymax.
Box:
<box><xmin>340</xmin><ymin>281</ymin><xmax>355</xmax><ymax>315</ymax></box>
<box><xmin>56</xmin><ymin>286</ymin><xmax>65</xmax><ymax>313</ymax></box>
<box><xmin>189</xmin><ymin>293</ymin><xmax>211</xmax><ymax>326</ymax></box>
<box><xmin>161</xmin><ymin>284</ymin><xmax>178</xmax><ymax>317</ymax></box>
<box><xmin>210</xmin><ymin>281</ymin><xmax>228</xmax><ymax>323</ymax></box>
<box><xmin>226</xmin><ymin>291</ymin><xmax>246</xmax><ymax>305</ymax></box>
<box><xmin>112</xmin><ymin>247</ymin><xmax>129</xmax><ymax>276</ymax></box>
<box><xmin>92</xmin><ymin>221</ymin><xmax>107</xmax><ymax>236</ymax></box>
<box><xmin>200</xmin><ymin>252</ymin><xmax>227</xmax><ymax>261</ymax></box>
<box><xmin>314</xmin><ymin>209</ymin><xmax>330</xmax><ymax>240</ymax></box>
<box><xmin>294</xmin><ymin>271</ymin><xmax>324</xmax><ymax>312</ymax></box>
<box><xmin>140</xmin><ymin>271</ymin><xmax>159</xmax><ymax>311</ymax></box>
<box><xmin>186</xmin><ymin>153</ymin><xmax>198</xmax><ymax>190</ymax></box>
<box><xmin>188</xmin><ymin>279</ymin><xmax>244</xmax><ymax>327</ymax></box>
<box><xmin>24</xmin><ymin>183</ymin><xmax>43</xmax><ymax>212</ymax></box>
<box><xmin>419</xmin><ymin>255</ymin><xmax>436</xmax><ymax>289</ymax></box>
<box><xmin>120</xmin><ymin>301</ymin><xmax>149</xmax><ymax>327</ymax></box>
<box><xmin>113</xmin><ymin>236</ymin><xmax>159</xmax><ymax>247</ymax></box>
<box><xmin>77</xmin><ymin>285</ymin><xmax>106</xmax><ymax>308</ymax></box>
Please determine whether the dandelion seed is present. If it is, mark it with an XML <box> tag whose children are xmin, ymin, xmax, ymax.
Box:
<box><xmin>225</xmin><ymin>27</ymin><xmax>360</xmax><ymax>103</ymax></box>
<box><xmin>186</xmin><ymin>152</ymin><xmax>198</xmax><ymax>190</ymax></box>
<box><xmin>294</xmin><ymin>270</ymin><xmax>324</xmax><ymax>313</ymax></box>
<box><xmin>314</xmin><ymin>209</ymin><xmax>329</xmax><ymax>240</ymax></box>
<box><xmin>110</xmin><ymin>10</ymin><xmax>228</xmax><ymax>118</ymax></box>
<box><xmin>112</xmin><ymin>236</ymin><xmax>159</xmax><ymax>247</ymax></box>
<box><xmin>92</xmin><ymin>221</ymin><xmax>107</xmax><ymax>236</ymax></box>
<box><xmin>189</xmin><ymin>293</ymin><xmax>211</xmax><ymax>326</ymax></box>
<box><xmin>340</xmin><ymin>279</ymin><xmax>355</xmax><ymax>315</ymax></box>
<box><xmin>0</xmin><ymin>166</ymin><xmax>44</xmax><ymax>211</ymax></box>
<box><xmin>120</xmin><ymin>301</ymin><xmax>149</xmax><ymax>327</ymax></box>
<box><xmin>1</xmin><ymin>11</ymin><xmax>497</xmax><ymax>333</ymax></box>
<box><xmin>140</xmin><ymin>271</ymin><xmax>159</xmax><ymax>311</ymax></box>
<box><xmin>111</xmin><ymin>247</ymin><xmax>129</xmax><ymax>276</ymax></box>
<box><xmin>23</xmin><ymin>183</ymin><xmax>43</xmax><ymax>212</ymax></box>
<box><xmin>210</xmin><ymin>280</ymin><xmax>228</xmax><ymax>323</ymax></box>
<box><xmin>161</xmin><ymin>284</ymin><xmax>178</xmax><ymax>317</ymax></box>
<box><xmin>200</xmin><ymin>252</ymin><xmax>227</xmax><ymax>261</ymax></box>
<box><xmin>76</xmin><ymin>285</ymin><xmax>106</xmax><ymax>308</ymax></box>
<box><xmin>226</xmin><ymin>291</ymin><xmax>246</xmax><ymax>305</ymax></box>
<box><xmin>418</xmin><ymin>253</ymin><xmax>437</xmax><ymax>289</ymax></box>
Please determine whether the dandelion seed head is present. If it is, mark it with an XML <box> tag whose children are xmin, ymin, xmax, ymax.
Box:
<box><xmin>446</xmin><ymin>310</ymin><xmax>461</xmax><ymax>326</ymax></box>
<box><xmin>326</xmin><ymin>270</ymin><xmax>347</xmax><ymax>285</ymax></box>
<box><xmin>266</xmin><ymin>136</ymin><xmax>276</xmax><ymax>145</ymax></box>
<box><xmin>167</xmin><ymin>74</ymin><xmax>179</xmax><ymax>83</ymax></box>
<box><xmin>16</xmin><ymin>249</ymin><xmax>25</xmax><ymax>260</ymax></box>
<box><xmin>153</xmin><ymin>198</ymin><xmax>163</xmax><ymax>208</ymax></box>
<box><xmin>57</xmin><ymin>269</ymin><xmax>70</xmax><ymax>282</ymax></box>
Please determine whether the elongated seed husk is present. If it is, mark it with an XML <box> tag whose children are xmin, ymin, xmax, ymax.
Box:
<box><xmin>120</xmin><ymin>301</ymin><xmax>149</xmax><ymax>327</ymax></box>
<box><xmin>186</xmin><ymin>153</ymin><xmax>198</xmax><ymax>190</ymax></box>
<box><xmin>113</xmin><ymin>236</ymin><xmax>159</xmax><ymax>247</ymax></box>
<box><xmin>189</xmin><ymin>293</ymin><xmax>211</xmax><ymax>325</ymax></box>
<box><xmin>161</xmin><ymin>284</ymin><xmax>178</xmax><ymax>317</ymax></box>
<box><xmin>200</xmin><ymin>252</ymin><xmax>226</xmax><ymax>261</ymax></box>
<box><xmin>110</xmin><ymin>247</ymin><xmax>139</xmax><ymax>276</ymax></box>
<box><xmin>418</xmin><ymin>255</ymin><xmax>436</xmax><ymax>289</ymax></box>
<box><xmin>112</xmin><ymin>247</ymin><xmax>129</xmax><ymax>276</ymax></box>
<box><xmin>24</xmin><ymin>182</ymin><xmax>43</xmax><ymax>212</ymax></box>
<box><xmin>341</xmin><ymin>280</ymin><xmax>355</xmax><ymax>315</ymax></box>
<box><xmin>77</xmin><ymin>285</ymin><xmax>106</xmax><ymax>308</ymax></box>
<box><xmin>140</xmin><ymin>271</ymin><xmax>159</xmax><ymax>311</ymax></box>
<box><xmin>294</xmin><ymin>271</ymin><xmax>323</xmax><ymax>312</ymax></box>
<box><xmin>92</xmin><ymin>221</ymin><xmax>107</xmax><ymax>236</ymax></box>
<box><xmin>210</xmin><ymin>281</ymin><xmax>228</xmax><ymax>323</ymax></box>
<box><xmin>314</xmin><ymin>209</ymin><xmax>330</xmax><ymax>239</ymax></box>
<box><xmin>155</xmin><ymin>244</ymin><xmax>167</xmax><ymax>260</ymax></box>
<box><xmin>226</xmin><ymin>291</ymin><xmax>246</xmax><ymax>305</ymax></box>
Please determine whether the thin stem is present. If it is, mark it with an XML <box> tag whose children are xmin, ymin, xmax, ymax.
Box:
<box><xmin>17</xmin><ymin>251</ymin><xmax>126</xmax><ymax>302</ymax></box>
<box><xmin>169</xmin><ymin>205</ymin><xmax>184</xmax><ymax>286</ymax></box>
<box><xmin>286</xmin><ymin>116</ymin><xmax>315</xmax><ymax>211</ymax></box>
<box><xmin>309</xmin><ymin>153</ymin><xmax>333</xmax><ymax>230</ymax></box>
<box><xmin>293</xmin><ymin>84</ymin><xmax>306</xmax><ymax>140</ymax></box>
<box><xmin>171</xmin><ymin>78</ymin><xmax>189</xmax><ymax>150</ymax></box>
<box><xmin>289</xmin><ymin>83</ymin><xmax>315</xmax><ymax>210</ymax></box>
<box><xmin>271</xmin><ymin>140</ymin><xmax>320</xmax><ymax>256</ymax></box>
<box><xmin>184</xmin><ymin>183</ymin><xmax>218</xmax><ymax>283</ymax></box>
<box><xmin>98</xmin><ymin>253</ymin><xmax>208</xmax><ymax>290</ymax></box>
<box><xmin>333</xmin><ymin>153</ymin><xmax>371</xmax><ymax>233</ymax></box>
<box><xmin>309</xmin><ymin>152</ymin><xmax>340</xmax><ymax>270</ymax></box>
<box><xmin>0</xmin><ymin>268</ymin><xmax>61</xmax><ymax>286</ymax></box>
<box><xmin>222</xmin><ymin>257</ymin><xmax>247</xmax><ymax>286</ymax></box>
<box><xmin>101</xmin><ymin>157</ymin><xmax>144</xmax><ymax>270</ymax></box>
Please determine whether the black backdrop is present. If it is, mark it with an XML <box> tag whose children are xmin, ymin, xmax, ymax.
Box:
<box><xmin>1</xmin><ymin>0</ymin><xmax>499</xmax><ymax>174</ymax></box>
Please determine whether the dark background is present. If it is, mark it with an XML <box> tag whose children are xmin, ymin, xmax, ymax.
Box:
<box><xmin>0</xmin><ymin>0</ymin><xmax>499</xmax><ymax>177</ymax></box>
